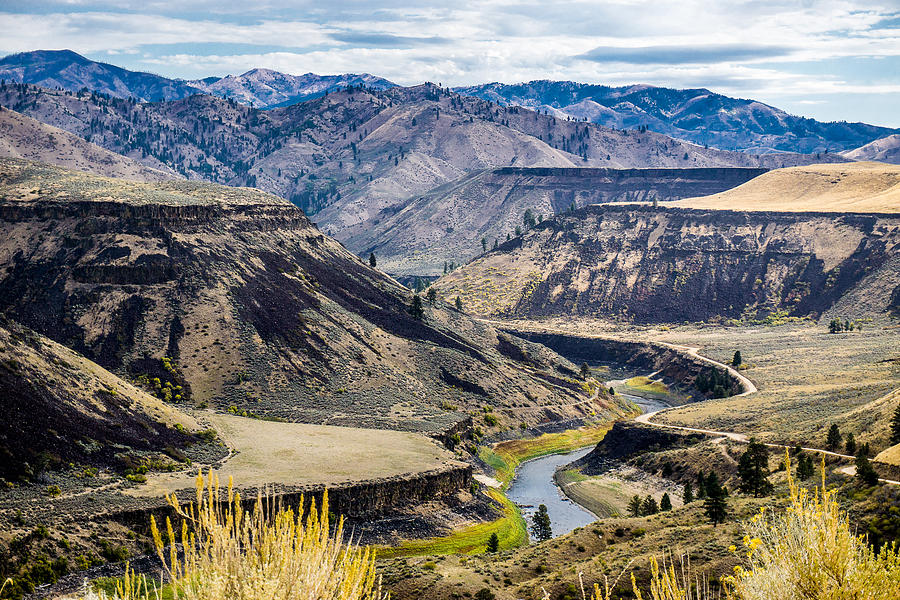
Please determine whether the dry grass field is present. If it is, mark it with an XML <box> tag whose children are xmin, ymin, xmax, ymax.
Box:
<box><xmin>492</xmin><ymin>318</ymin><xmax>900</xmax><ymax>452</ymax></box>
<box><xmin>671</xmin><ymin>161</ymin><xmax>900</xmax><ymax>213</ymax></box>
<box><xmin>128</xmin><ymin>413</ymin><xmax>464</xmax><ymax>496</ymax></box>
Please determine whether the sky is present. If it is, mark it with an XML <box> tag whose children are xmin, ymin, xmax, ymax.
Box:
<box><xmin>0</xmin><ymin>1</ymin><xmax>898</xmax><ymax>127</ymax></box>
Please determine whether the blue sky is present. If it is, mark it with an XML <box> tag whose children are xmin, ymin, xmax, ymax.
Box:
<box><xmin>0</xmin><ymin>1</ymin><xmax>898</xmax><ymax>127</ymax></box>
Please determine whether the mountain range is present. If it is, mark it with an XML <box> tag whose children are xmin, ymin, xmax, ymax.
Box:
<box><xmin>455</xmin><ymin>80</ymin><xmax>899</xmax><ymax>154</ymax></box>
<box><xmin>0</xmin><ymin>50</ymin><xmax>395</xmax><ymax>107</ymax></box>
<box><xmin>1</xmin><ymin>50</ymin><xmax>895</xmax><ymax>158</ymax></box>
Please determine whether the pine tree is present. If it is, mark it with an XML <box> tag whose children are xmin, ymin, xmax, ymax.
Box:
<box><xmin>455</xmin><ymin>296</ymin><xmax>463</xmax><ymax>311</ymax></box>
<box><xmin>427</xmin><ymin>287</ymin><xmax>437</xmax><ymax>304</ymax></box>
<box><xmin>481</xmin><ymin>238</ymin><xmax>487</xmax><ymax>253</ymax></box>
<box><xmin>642</xmin><ymin>495</ymin><xmax>658</xmax><ymax>515</ymax></box>
<box><xmin>486</xmin><ymin>532</ymin><xmax>500</xmax><ymax>553</ymax></box>
<box><xmin>732</xmin><ymin>350</ymin><xmax>742</xmax><ymax>366</ymax></box>
<box><xmin>703</xmin><ymin>473</ymin><xmax>728</xmax><ymax>526</ymax></box>
<box><xmin>660</xmin><ymin>493</ymin><xmax>672</xmax><ymax>511</ymax></box>
<box><xmin>628</xmin><ymin>495</ymin><xmax>642</xmax><ymax>517</ymax></box>
<box><xmin>696</xmin><ymin>473</ymin><xmax>707</xmax><ymax>499</ymax></box>
<box><xmin>682</xmin><ymin>482</ymin><xmax>693</xmax><ymax>504</ymax></box>
<box><xmin>737</xmin><ymin>438</ymin><xmax>771</xmax><ymax>497</ymax></box>
<box><xmin>368</xmin><ymin>252</ymin><xmax>377</xmax><ymax>268</ymax></box>
<box><xmin>530</xmin><ymin>504</ymin><xmax>552</xmax><ymax>541</ymax></box>
<box><xmin>826</xmin><ymin>424</ymin><xmax>842</xmax><ymax>452</ymax></box>
<box><xmin>845</xmin><ymin>432</ymin><xmax>856</xmax><ymax>456</ymax></box>
<box><xmin>856</xmin><ymin>453</ymin><xmax>879</xmax><ymax>486</ymax></box>
<box><xmin>580</xmin><ymin>362</ymin><xmax>590</xmax><ymax>379</ymax></box>
<box><xmin>891</xmin><ymin>403</ymin><xmax>900</xmax><ymax>445</ymax></box>
<box><xmin>408</xmin><ymin>294</ymin><xmax>424</xmax><ymax>320</ymax></box>
<box><xmin>797</xmin><ymin>454</ymin><xmax>815</xmax><ymax>480</ymax></box>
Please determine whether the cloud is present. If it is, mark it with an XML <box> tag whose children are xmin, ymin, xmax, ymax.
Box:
<box><xmin>577</xmin><ymin>44</ymin><xmax>794</xmax><ymax>65</ymax></box>
<box><xmin>329</xmin><ymin>32</ymin><xmax>449</xmax><ymax>48</ymax></box>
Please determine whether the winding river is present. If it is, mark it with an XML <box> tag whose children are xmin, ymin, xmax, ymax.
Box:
<box><xmin>505</xmin><ymin>378</ymin><xmax>672</xmax><ymax>540</ymax></box>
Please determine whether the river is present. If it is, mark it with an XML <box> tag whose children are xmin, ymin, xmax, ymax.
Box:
<box><xmin>506</xmin><ymin>378</ymin><xmax>671</xmax><ymax>540</ymax></box>
<box><xmin>506</xmin><ymin>446</ymin><xmax>598</xmax><ymax>539</ymax></box>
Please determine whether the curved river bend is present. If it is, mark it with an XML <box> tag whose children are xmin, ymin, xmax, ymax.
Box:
<box><xmin>505</xmin><ymin>383</ymin><xmax>671</xmax><ymax>540</ymax></box>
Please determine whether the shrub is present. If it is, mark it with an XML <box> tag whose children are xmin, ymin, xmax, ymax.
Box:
<box><xmin>724</xmin><ymin>453</ymin><xmax>900</xmax><ymax>599</ymax></box>
<box><xmin>75</xmin><ymin>471</ymin><xmax>386</xmax><ymax>600</ymax></box>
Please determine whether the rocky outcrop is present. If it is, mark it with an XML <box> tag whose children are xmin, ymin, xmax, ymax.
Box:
<box><xmin>436</xmin><ymin>204</ymin><xmax>900</xmax><ymax>322</ymax></box>
<box><xmin>572</xmin><ymin>421</ymin><xmax>705</xmax><ymax>472</ymax></box>
<box><xmin>344</xmin><ymin>166</ymin><xmax>767</xmax><ymax>275</ymax></box>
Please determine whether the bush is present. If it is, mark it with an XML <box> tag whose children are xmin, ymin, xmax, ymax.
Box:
<box><xmin>723</xmin><ymin>453</ymin><xmax>900</xmax><ymax>599</ymax></box>
<box><xmin>73</xmin><ymin>472</ymin><xmax>386</xmax><ymax>600</ymax></box>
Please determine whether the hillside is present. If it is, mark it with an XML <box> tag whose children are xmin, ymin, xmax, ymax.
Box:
<box><xmin>842</xmin><ymin>135</ymin><xmax>900</xmax><ymax>164</ymax></box>
<box><xmin>456</xmin><ymin>80</ymin><xmax>898</xmax><ymax>154</ymax></box>
<box><xmin>0</xmin><ymin>316</ymin><xmax>200</xmax><ymax>482</ymax></box>
<box><xmin>0</xmin><ymin>106</ymin><xmax>175</xmax><ymax>181</ymax></box>
<box><xmin>0</xmin><ymin>50</ymin><xmax>394</xmax><ymax>107</ymax></box>
<box><xmin>671</xmin><ymin>162</ymin><xmax>900</xmax><ymax>213</ymax></box>
<box><xmin>0</xmin><ymin>158</ymin><xmax>626</xmax><ymax>435</ymax></box>
<box><xmin>0</xmin><ymin>81</ymin><xmax>848</xmax><ymax>275</ymax></box>
<box><xmin>433</xmin><ymin>203</ymin><xmax>900</xmax><ymax>322</ymax></box>
<box><xmin>343</xmin><ymin>166</ymin><xmax>767</xmax><ymax>275</ymax></box>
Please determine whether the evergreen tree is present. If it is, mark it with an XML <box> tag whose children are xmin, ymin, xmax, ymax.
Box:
<box><xmin>368</xmin><ymin>252</ymin><xmax>377</xmax><ymax>268</ymax></box>
<box><xmin>682</xmin><ymin>482</ymin><xmax>694</xmax><ymax>504</ymax></box>
<box><xmin>580</xmin><ymin>362</ymin><xmax>590</xmax><ymax>380</ymax></box>
<box><xmin>660</xmin><ymin>493</ymin><xmax>672</xmax><ymax>511</ymax></box>
<box><xmin>797</xmin><ymin>454</ymin><xmax>815</xmax><ymax>480</ymax></box>
<box><xmin>455</xmin><ymin>296</ymin><xmax>463</xmax><ymax>311</ymax></box>
<box><xmin>696</xmin><ymin>473</ymin><xmax>707</xmax><ymax>499</ymax></box>
<box><xmin>642</xmin><ymin>495</ymin><xmax>658</xmax><ymax>515</ymax></box>
<box><xmin>703</xmin><ymin>473</ymin><xmax>728</xmax><ymax>526</ymax></box>
<box><xmin>826</xmin><ymin>424</ymin><xmax>842</xmax><ymax>452</ymax></box>
<box><xmin>531</xmin><ymin>504</ymin><xmax>552</xmax><ymax>541</ymax></box>
<box><xmin>737</xmin><ymin>438</ymin><xmax>772</xmax><ymax>497</ymax></box>
<box><xmin>426</xmin><ymin>287</ymin><xmax>437</xmax><ymax>304</ymax></box>
<box><xmin>628</xmin><ymin>495</ymin><xmax>642</xmax><ymax>517</ymax></box>
<box><xmin>845</xmin><ymin>432</ymin><xmax>856</xmax><ymax>456</ymax></box>
<box><xmin>408</xmin><ymin>294</ymin><xmax>425</xmax><ymax>320</ymax></box>
<box><xmin>493</xmin><ymin>239</ymin><xmax>499</xmax><ymax>250</ymax></box>
<box><xmin>486</xmin><ymin>532</ymin><xmax>500</xmax><ymax>553</ymax></box>
<box><xmin>481</xmin><ymin>237</ymin><xmax>488</xmax><ymax>253</ymax></box>
<box><xmin>856</xmin><ymin>453</ymin><xmax>879</xmax><ymax>486</ymax></box>
<box><xmin>732</xmin><ymin>350</ymin><xmax>742</xmax><ymax>366</ymax></box>
<box><xmin>892</xmin><ymin>403</ymin><xmax>900</xmax><ymax>445</ymax></box>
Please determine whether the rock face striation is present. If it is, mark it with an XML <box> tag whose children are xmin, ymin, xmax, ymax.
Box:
<box><xmin>434</xmin><ymin>203</ymin><xmax>900</xmax><ymax>323</ymax></box>
<box><xmin>344</xmin><ymin>166</ymin><xmax>767</xmax><ymax>275</ymax></box>
<box><xmin>0</xmin><ymin>158</ymin><xmax>628</xmax><ymax>434</ymax></box>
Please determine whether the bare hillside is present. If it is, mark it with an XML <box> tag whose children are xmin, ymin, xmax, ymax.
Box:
<box><xmin>344</xmin><ymin>167</ymin><xmax>766</xmax><ymax>275</ymax></box>
<box><xmin>841</xmin><ymin>135</ymin><xmax>900</xmax><ymax>165</ymax></box>
<box><xmin>671</xmin><ymin>162</ymin><xmax>900</xmax><ymax>213</ymax></box>
<box><xmin>0</xmin><ymin>106</ymin><xmax>175</xmax><ymax>181</ymax></box>
<box><xmin>0</xmin><ymin>158</ymin><xmax>626</xmax><ymax>435</ymax></box>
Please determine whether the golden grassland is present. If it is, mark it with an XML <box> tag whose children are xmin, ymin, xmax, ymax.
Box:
<box><xmin>671</xmin><ymin>161</ymin><xmax>900</xmax><ymax>214</ymax></box>
<box><xmin>127</xmin><ymin>413</ymin><xmax>463</xmax><ymax>497</ymax></box>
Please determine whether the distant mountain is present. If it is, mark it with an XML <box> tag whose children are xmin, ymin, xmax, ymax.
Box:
<box><xmin>0</xmin><ymin>80</ymin><xmax>847</xmax><ymax>274</ymax></box>
<box><xmin>842</xmin><ymin>134</ymin><xmax>900</xmax><ymax>164</ymax></box>
<box><xmin>0</xmin><ymin>49</ymin><xmax>394</xmax><ymax>107</ymax></box>
<box><xmin>190</xmin><ymin>68</ymin><xmax>396</xmax><ymax>108</ymax></box>
<box><xmin>0</xmin><ymin>49</ymin><xmax>201</xmax><ymax>102</ymax></box>
<box><xmin>455</xmin><ymin>80</ymin><xmax>898</xmax><ymax>154</ymax></box>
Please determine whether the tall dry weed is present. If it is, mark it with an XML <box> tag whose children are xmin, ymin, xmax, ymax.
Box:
<box><xmin>77</xmin><ymin>470</ymin><xmax>386</xmax><ymax>600</ymax></box>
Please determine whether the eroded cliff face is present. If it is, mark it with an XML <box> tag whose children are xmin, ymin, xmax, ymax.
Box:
<box><xmin>435</xmin><ymin>204</ymin><xmax>900</xmax><ymax>322</ymax></box>
<box><xmin>0</xmin><ymin>159</ymin><xmax>629</xmax><ymax>435</ymax></box>
<box><xmin>344</xmin><ymin>167</ymin><xmax>767</xmax><ymax>275</ymax></box>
